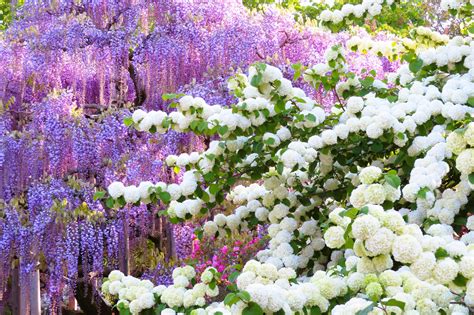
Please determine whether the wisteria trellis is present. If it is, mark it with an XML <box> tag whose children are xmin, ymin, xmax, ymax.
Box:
<box><xmin>0</xmin><ymin>0</ymin><xmax>397</xmax><ymax>312</ymax></box>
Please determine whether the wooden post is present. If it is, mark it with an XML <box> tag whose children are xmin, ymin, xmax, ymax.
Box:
<box><xmin>10</xmin><ymin>260</ymin><xmax>20</xmax><ymax>315</ymax></box>
<box><xmin>29</xmin><ymin>263</ymin><xmax>41</xmax><ymax>315</ymax></box>
<box><xmin>67</xmin><ymin>293</ymin><xmax>78</xmax><ymax>311</ymax></box>
<box><xmin>122</xmin><ymin>216</ymin><xmax>130</xmax><ymax>275</ymax></box>
<box><xmin>168</xmin><ymin>222</ymin><xmax>177</xmax><ymax>260</ymax></box>
<box><xmin>19</xmin><ymin>277</ymin><xmax>28</xmax><ymax>315</ymax></box>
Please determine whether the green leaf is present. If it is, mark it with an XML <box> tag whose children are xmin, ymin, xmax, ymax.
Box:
<box><xmin>468</xmin><ymin>24</ymin><xmax>474</xmax><ymax>34</ymax></box>
<box><xmin>118</xmin><ymin>308</ymin><xmax>131</xmax><ymax>315</ymax></box>
<box><xmin>123</xmin><ymin>117</ymin><xmax>134</xmax><ymax>127</ymax></box>
<box><xmin>343</xmin><ymin>208</ymin><xmax>359</xmax><ymax>219</ymax></box>
<box><xmin>105</xmin><ymin>197</ymin><xmax>115</xmax><ymax>208</ymax></box>
<box><xmin>209</xmin><ymin>184</ymin><xmax>220</xmax><ymax>195</ymax></box>
<box><xmin>409</xmin><ymin>58</ymin><xmax>423</xmax><ymax>73</ymax></box>
<box><xmin>434</xmin><ymin>247</ymin><xmax>449</xmax><ymax>259</ymax></box>
<box><xmin>382</xmin><ymin>299</ymin><xmax>405</xmax><ymax>310</ymax></box>
<box><xmin>306</xmin><ymin>113</ymin><xmax>316</xmax><ymax>122</ymax></box>
<box><xmin>310</xmin><ymin>306</ymin><xmax>321</xmax><ymax>315</ymax></box>
<box><xmin>276</xmin><ymin>162</ymin><xmax>284</xmax><ymax>175</ymax></box>
<box><xmin>275</xmin><ymin>98</ymin><xmax>286</xmax><ymax>113</ymax></box>
<box><xmin>237</xmin><ymin>291</ymin><xmax>251</xmax><ymax>302</ymax></box>
<box><xmin>355</xmin><ymin>303</ymin><xmax>375</xmax><ymax>315</ymax></box>
<box><xmin>453</xmin><ymin>216</ymin><xmax>467</xmax><ymax>226</ymax></box>
<box><xmin>229</xmin><ymin>271</ymin><xmax>240</xmax><ymax>282</ymax></box>
<box><xmin>169</xmin><ymin>217</ymin><xmax>179</xmax><ymax>224</ymax></box>
<box><xmin>265</xmin><ymin>137</ymin><xmax>275</xmax><ymax>145</ymax></box>
<box><xmin>453</xmin><ymin>273</ymin><xmax>468</xmax><ymax>287</ymax></box>
<box><xmin>467</xmin><ymin>97</ymin><xmax>474</xmax><ymax>107</ymax></box>
<box><xmin>162</xmin><ymin>118</ymin><xmax>170</xmax><ymax>129</ymax></box>
<box><xmin>218</xmin><ymin>125</ymin><xmax>229</xmax><ymax>136</ymax></box>
<box><xmin>243</xmin><ymin>302</ymin><xmax>263</xmax><ymax>315</ymax></box>
<box><xmin>417</xmin><ymin>187</ymin><xmax>430</xmax><ymax>199</ymax></box>
<box><xmin>158</xmin><ymin>191</ymin><xmax>171</xmax><ymax>203</ymax></box>
<box><xmin>292</xmin><ymin>63</ymin><xmax>303</xmax><ymax>80</ymax></box>
<box><xmin>153</xmin><ymin>304</ymin><xmax>166</xmax><ymax>314</ymax></box>
<box><xmin>173</xmin><ymin>166</ymin><xmax>180</xmax><ymax>174</ymax></box>
<box><xmin>361</xmin><ymin>76</ymin><xmax>375</xmax><ymax>88</ymax></box>
<box><xmin>162</xmin><ymin>93</ymin><xmax>184</xmax><ymax>101</ymax></box>
<box><xmin>93</xmin><ymin>191</ymin><xmax>105</xmax><ymax>201</ymax></box>
<box><xmin>370</xmin><ymin>142</ymin><xmax>383</xmax><ymax>153</ymax></box>
<box><xmin>250</xmin><ymin>73</ymin><xmax>263</xmax><ymax>87</ymax></box>
<box><xmin>469</xmin><ymin>173</ymin><xmax>474</xmax><ymax>184</ymax></box>
<box><xmin>195</xmin><ymin>228</ymin><xmax>203</xmax><ymax>240</ymax></box>
<box><xmin>402</xmin><ymin>52</ymin><xmax>416</xmax><ymax>63</ymax></box>
<box><xmin>224</xmin><ymin>293</ymin><xmax>239</xmax><ymax>306</ymax></box>
<box><xmin>384</xmin><ymin>173</ymin><xmax>401</xmax><ymax>188</ymax></box>
<box><xmin>209</xmin><ymin>280</ymin><xmax>217</xmax><ymax>289</ymax></box>
<box><xmin>344</xmin><ymin>236</ymin><xmax>354</xmax><ymax>249</ymax></box>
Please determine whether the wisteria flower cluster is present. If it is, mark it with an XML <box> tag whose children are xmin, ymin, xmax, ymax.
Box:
<box><xmin>0</xmin><ymin>0</ymin><xmax>401</xmax><ymax>309</ymax></box>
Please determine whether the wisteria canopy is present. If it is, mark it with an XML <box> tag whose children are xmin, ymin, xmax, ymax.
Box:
<box><xmin>1</xmin><ymin>0</ymin><xmax>474</xmax><ymax>314</ymax></box>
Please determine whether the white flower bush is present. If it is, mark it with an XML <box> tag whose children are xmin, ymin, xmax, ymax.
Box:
<box><xmin>318</xmin><ymin>0</ymin><xmax>395</xmax><ymax>28</ymax></box>
<box><xmin>98</xmin><ymin>10</ymin><xmax>474</xmax><ymax>314</ymax></box>
<box><xmin>102</xmin><ymin>266</ymin><xmax>220</xmax><ymax>314</ymax></box>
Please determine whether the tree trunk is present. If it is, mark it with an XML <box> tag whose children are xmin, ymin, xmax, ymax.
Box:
<box><xmin>168</xmin><ymin>222</ymin><xmax>177</xmax><ymax>260</ymax></box>
<box><xmin>10</xmin><ymin>261</ymin><xmax>20</xmax><ymax>314</ymax></box>
<box><xmin>67</xmin><ymin>293</ymin><xmax>78</xmax><ymax>311</ymax></box>
<box><xmin>29</xmin><ymin>263</ymin><xmax>41</xmax><ymax>315</ymax></box>
<box><xmin>122</xmin><ymin>217</ymin><xmax>130</xmax><ymax>275</ymax></box>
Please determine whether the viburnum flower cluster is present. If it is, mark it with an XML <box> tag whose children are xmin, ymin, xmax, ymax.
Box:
<box><xmin>99</xmin><ymin>9</ymin><xmax>474</xmax><ymax>314</ymax></box>
<box><xmin>102</xmin><ymin>266</ymin><xmax>220</xmax><ymax>314</ymax></box>
<box><xmin>345</xmin><ymin>27</ymin><xmax>450</xmax><ymax>62</ymax></box>
<box><xmin>319</xmin><ymin>0</ymin><xmax>395</xmax><ymax>26</ymax></box>
<box><xmin>345</xmin><ymin>35</ymin><xmax>414</xmax><ymax>60</ymax></box>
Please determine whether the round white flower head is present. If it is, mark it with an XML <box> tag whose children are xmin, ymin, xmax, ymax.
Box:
<box><xmin>132</xmin><ymin>109</ymin><xmax>147</xmax><ymax>123</ymax></box>
<box><xmin>359</xmin><ymin>166</ymin><xmax>382</xmax><ymax>185</ymax></box>
<box><xmin>108</xmin><ymin>270</ymin><xmax>125</xmax><ymax>282</ymax></box>
<box><xmin>432</xmin><ymin>257</ymin><xmax>459</xmax><ymax>284</ymax></box>
<box><xmin>203</xmin><ymin>221</ymin><xmax>218</xmax><ymax>236</ymax></box>
<box><xmin>346</xmin><ymin>96</ymin><xmax>364</xmax><ymax>114</ymax></box>
<box><xmin>124</xmin><ymin>185</ymin><xmax>140</xmax><ymax>204</ymax></box>
<box><xmin>201</xmin><ymin>268</ymin><xmax>215</xmax><ymax>284</ymax></box>
<box><xmin>108</xmin><ymin>181</ymin><xmax>125</xmax><ymax>199</ymax></box>
<box><xmin>392</xmin><ymin>235</ymin><xmax>422</xmax><ymax>264</ymax></box>
<box><xmin>324</xmin><ymin>226</ymin><xmax>346</xmax><ymax>248</ymax></box>
<box><xmin>352</xmin><ymin>215</ymin><xmax>380</xmax><ymax>240</ymax></box>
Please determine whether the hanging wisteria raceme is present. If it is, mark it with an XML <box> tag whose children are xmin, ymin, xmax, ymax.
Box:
<box><xmin>0</xmin><ymin>0</ymin><xmax>402</xmax><ymax>312</ymax></box>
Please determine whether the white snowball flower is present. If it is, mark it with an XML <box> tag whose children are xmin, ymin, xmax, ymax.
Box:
<box><xmin>466</xmin><ymin>215</ymin><xmax>474</xmax><ymax>231</ymax></box>
<box><xmin>124</xmin><ymin>185</ymin><xmax>140</xmax><ymax>203</ymax></box>
<box><xmin>359</xmin><ymin>166</ymin><xmax>382</xmax><ymax>184</ymax></box>
<box><xmin>108</xmin><ymin>270</ymin><xmax>125</xmax><ymax>282</ymax></box>
<box><xmin>132</xmin><ymin>109</ymin><xmax>147</xmax><ymax>123</ymax></box>
<box><xmin>321</xmin><ymin>130</ymin><xmax>338</xmax><ymax>145</ymax></box>
<box><xmin>214</xmin><ymin>214</ymin><xmax>227</xmax><ymax>227</ymax></box>
<box><xmin>433</xmin><ymin>257</ymin><xmax>459</xmax><ymax>284</ymax></box>
<box><xmin>108</xmin><ymin>181</ymin><xmax>125</xmax><ymax>199</ymax></box>
<box><xmin>324</xmin><ymin>226</ymin><xmax>346</xmax><ymax>249</ymax></box>
<box><xmin>446</xmin><ymin>131</ymin><xmax>467</xmax><ymax>155</ymax></box>
<box><xmin>365</xmin><ymin>227</ymin><xmax>395</xmax><ymax>256</ymax></box>
<box><xmin>392</xmin><ymin>235</ymin><xmax>422</xmax><ymax>263</ymax></box>
<box><xmin>203</xmin><ymin>221</ymin><xmax>218</xmax><ymax>236</ymax></box>
<box><xmin>346</xmin><ymin>97</ymin><xmax>364</xmax><ymax>114</ymax></box>
<box><xmin>352</xmin><ymin>215</ymin><xmax>380</xmax><ymax>240</ymax></box>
